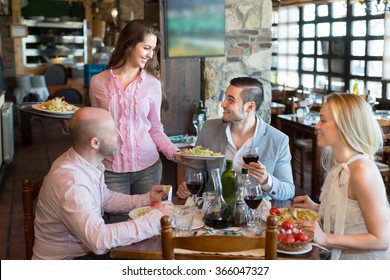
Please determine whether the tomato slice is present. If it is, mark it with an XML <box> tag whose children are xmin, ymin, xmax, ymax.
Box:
<box><xmin>269</xmin><ymin>207</ymin><xmax>280</xmax><ymax>216</ymax></box>
<box><xmin>150</xmin><ymin>201</ymin><xmax>159</xmax><ymax>207</ymax></box>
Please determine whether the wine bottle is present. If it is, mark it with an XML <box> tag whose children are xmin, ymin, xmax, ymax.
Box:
<box><xmin>221</xmin><ymin>159</ymin><xmax>236</xmax><ymax>204</ymax></box>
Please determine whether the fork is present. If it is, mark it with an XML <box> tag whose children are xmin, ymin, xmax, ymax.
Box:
<box><xmin>287</xmin><ymin>205</ymin><xmax>298</xmax><ymax>220</ymax></box>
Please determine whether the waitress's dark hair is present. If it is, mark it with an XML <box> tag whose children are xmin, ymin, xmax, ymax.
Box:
<box><xmin>107</xmin><ymin>19</ymin><xmax>163</xmax><ymax>79</ymax></box>
<box><xmin>230</xmin><ymin>77</ymin><xmax>264</xmax><ymax>110</ymax></box>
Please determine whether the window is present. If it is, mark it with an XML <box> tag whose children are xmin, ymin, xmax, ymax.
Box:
<box><xmin>272</xmin><ymin>2</ymin><xmax>385</xmax><ymax>99</ymax></box>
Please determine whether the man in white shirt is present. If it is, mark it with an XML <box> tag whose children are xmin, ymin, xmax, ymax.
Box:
<box><xmin>33</xmin><ymin>107</ymin><xmax>173</xmax><ymax>259</ymax></box>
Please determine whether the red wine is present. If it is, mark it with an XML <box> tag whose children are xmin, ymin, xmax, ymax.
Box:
<box><xmin>187</xmin><ymin>181</ymin><xmax>202</xmax><ymax>195</ymax></box>
<box><xmin>204</xmin><ymin>214</ymin><xmax>232</xmax><ymax>229</ymax></box>
<box><xmin>244</xmin><ymin>195</ymin><xmax>262</xmax><ymax>209</ymax></box>
<box><xmin>243</xmin><ymin>153</ymin><xmax>259</xmax><ymax>164</ymax></box>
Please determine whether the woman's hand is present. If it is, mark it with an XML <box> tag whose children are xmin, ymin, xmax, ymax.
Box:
<box><xmin>292</xmin><ymin>195</ymin><xmax>320</xmax><ymax>212</ymax></box>
<box><xmin>176</xmin><ymin>182</ymin><xmax>191</xmax><ymax>199</ymax></box>
<box><xmin>299</xmin><ymin>220</ymin><xmax>328</xmax><ymax>246</ymax></box>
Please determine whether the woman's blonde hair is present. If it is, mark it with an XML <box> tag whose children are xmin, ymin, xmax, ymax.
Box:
<box><xmin>321</xmin><ymin>92</ymin><xmax>383</xmax><ymax>170</ymax></box>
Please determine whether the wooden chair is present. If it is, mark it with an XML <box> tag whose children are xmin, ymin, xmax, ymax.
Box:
<box><xmin>292</xmin><ymin>139</ymin><xmax>312</xmax><ymax>188</ymax></box>
<box><xmin>161</xmin><ymin>215</ymin><xmax>278</xmax><ymax>260</ymax></box>
<box><xmin>22</xmin><ymin>178</ymin><xmax>43</xmax><ymax>260</ymax></box>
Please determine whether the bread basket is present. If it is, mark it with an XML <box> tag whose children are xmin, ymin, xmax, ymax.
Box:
<box><xmin>277</xmin><ymin>227</ymin><xmax>314</xmax><ymax>252</ymax></box>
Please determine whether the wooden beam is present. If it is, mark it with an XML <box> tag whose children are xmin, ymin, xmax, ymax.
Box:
<box><xmin>11</xmin><ymin>0</ymin><xmax>23</xmax><ymax>75</ymax></box>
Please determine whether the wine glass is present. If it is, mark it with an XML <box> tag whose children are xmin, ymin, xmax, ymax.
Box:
<box><xmin>304</xmin><ymin>98</ymin><xmax>314</xmax><ymax>121</ymax></box>
<box><xmin>185</xmin><ymin>169</ymin><xmax>204</xmax><ymax>212</ymax></box>
<box><xmin>243</xmin><ymin>146</ymin><xmax>259</xmax><ymax>164</ymax></box>
<box><xmin>243</xmin><ymin>184</ymin><xmax>263</xmax><ymax>232</ymax></box>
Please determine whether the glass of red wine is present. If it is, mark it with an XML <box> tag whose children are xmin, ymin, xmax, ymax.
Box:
<box><xmin>243</xmin><ymin>183</ymin><xmax>262</xmax><ymax>232</ymax></box>
<box><xmin>243</xmin><ymin>146</ymin><xmax>259</xmax><ymax>164</ymax></box>
<box><xmin>185</xmin><ymin>169</ymin><xmax>204</xmax><ymax>212</ymax></box>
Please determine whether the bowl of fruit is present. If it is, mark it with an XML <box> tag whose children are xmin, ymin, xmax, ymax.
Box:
<box><xmin>277</xmin><ymin>220</ymin><xmax>314</xmax><ymax>252</ymax></box>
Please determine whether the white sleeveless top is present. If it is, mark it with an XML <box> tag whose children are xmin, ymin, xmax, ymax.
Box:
<box><xmin>319</xmin><ymin>154</ymin><xmax>390</xmax><ymax>260</ymax></box>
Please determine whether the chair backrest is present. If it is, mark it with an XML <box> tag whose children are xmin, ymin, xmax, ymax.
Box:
<box><xmin>161</xmin><ymin>215</ymin><xmax>278</xmax><ymax>260</ymax></box>
<box><xmin>52</xmin><ymin>88</ymin><xmax>83</xmax><ymax>105</ymax></box>
<box><xmin>22</xmin><ymin>178</ymin><xmax>43</xmax><ymax>260</ymax></box>
<box><xmin>44</xmin><ymin>64</ymin><xmax>68</xmax><ymax>86</ymax></box>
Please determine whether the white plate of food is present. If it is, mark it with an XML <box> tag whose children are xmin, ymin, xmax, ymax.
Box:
<box><xmin>32</xmin><ymin>98</ymin><xmax>79</xmax><ymax>114</ymax></box>
<box><xmin>129</xmin><ymin>206</ymin><xmax>152</xmax><ymax>220</ymax></box>
<box><xmin>174</xmin><ymin>152</ymin><xmax>224</xmax><ymax>160</ymax></box>
<box><xmin>277</xmin><ymin>243</ymin><xmax>312</xmax><ymax>255</ymax></box>
<box><xmin>174</xmin><ymin>145</ymin><xmax>223</xmax><ymax>160</ymax></box>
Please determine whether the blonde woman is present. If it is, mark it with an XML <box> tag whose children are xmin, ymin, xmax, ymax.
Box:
<box><xmin>293</xmin><ymin>92</ymin><xmax>390</xmax><ymax>260</ymax></box>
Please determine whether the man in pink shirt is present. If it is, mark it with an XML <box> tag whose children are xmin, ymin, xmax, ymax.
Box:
<box><xmin>32</xmin><ymin>107</ymin><xmax>173</xmax><ymax>259</ymax></box>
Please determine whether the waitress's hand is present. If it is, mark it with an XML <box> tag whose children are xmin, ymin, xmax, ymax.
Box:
<box><xmin>59</xmin><ymin>120</ymin><xmax>70</xmax><ymax>135</ymax></box>
<box><xmin>176</xmin><ymin>182</ymin><xmax>191</xmax><ymax>199</ymax></box>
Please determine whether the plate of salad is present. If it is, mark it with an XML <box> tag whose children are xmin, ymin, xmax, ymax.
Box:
<box><xmin>174</xmin><ymin>145</ymin><xmax>224</xmax><ymax>160</ymax></box>
<box><xmin>32</xmin><ymin>97</ymin><xmax>79</xmax><ymax>114</ymax></box>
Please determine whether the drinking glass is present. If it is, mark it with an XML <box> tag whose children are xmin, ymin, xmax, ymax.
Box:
<box><xmin>304</xmin><ymin>98</ymin><xmax>314</xmax><ymax>120</ymax></box>
<box><xmin>243</xmin><ymin>146</ymin><xmax>259</xmax><ymax>164</ymax></box>
<box><xmin>185</xmin><ymin>169</ymin><xmax>204</xmax><ymax>212</ymax></box>
<box><xmin>192</xmin><ymin>114</ymin><xmax>204</xmax><ymax>136</ymax></box>
<box><xmin>173</xmin><ymin>209</ymin><xmax>194</xmax><ymax>236</ymax></box>
<box><xmin>243</xmin><ymin>184</ymin><xmax>263</xmax><ymax>232</ymax></box>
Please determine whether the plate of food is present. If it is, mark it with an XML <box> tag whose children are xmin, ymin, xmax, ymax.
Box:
<box><xmin>174</xmin><ymin>145</ymin><xmax>224</xmax><ymax>160</ymax></box>
<box><xmin>129</xmin><ymin>206</ymin><xmax>152</xmax><ymax>220</ymax></box>
<box><xmin>32</xmin><ymin>97</ymin><xmax>80</xmax><ymax>114</ymax></box>
<box><xmin>263</xmin><ymin>207</ymin><xmax>319</xmax><ymax>225</ymax></box>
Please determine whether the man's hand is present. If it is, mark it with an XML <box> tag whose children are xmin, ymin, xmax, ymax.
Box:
<box><xmin>149</xmin><ymin>185</ymin><xmax>169</xmax><ymax>201</ymax></box>
<box><xmin>153</xmin><ymin>201</ymin><xmax>174</xmax><ymax>217</ymax></box>
<box><xmin>176</xmin><ymin>181</ymin><xmax>191</xmax><ymax>199</ymax></box>
<box><xmin>244</xmin><ymin>161</ymin><xmax>269</xmax><ymax>185</ymax></box>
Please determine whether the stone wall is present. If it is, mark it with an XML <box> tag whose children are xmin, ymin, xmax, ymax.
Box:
<box><xmin>203</xmin><ymin>0</ymin><xmax>273</xmax><ymax>123</ymax></box>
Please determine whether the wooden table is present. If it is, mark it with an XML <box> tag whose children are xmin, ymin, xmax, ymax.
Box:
<box><xmin>110</xmin><ymin>199</ymin><xmax>328</xmax><ymax>260</ymax></box>
<box><xmin>276</xmin><ymin>114</ymin><xmax>323</xmax><ymax>202</ymax></box>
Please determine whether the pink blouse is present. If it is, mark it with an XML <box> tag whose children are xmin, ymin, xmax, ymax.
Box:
<box><xmin>89</xmin><ymin>69</ymin><xmax>178</xmax><ymax>173</ymax></box>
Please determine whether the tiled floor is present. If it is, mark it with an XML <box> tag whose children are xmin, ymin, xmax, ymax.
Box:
<box><xmin>0</xmin><ymin>116</ymin><xmax>71</xmax><ymax>260</ymax></box>
<box><xmin>0</xmin><ymin>114</ymin><xmax>312</xmax><ymax>260</ymax></box>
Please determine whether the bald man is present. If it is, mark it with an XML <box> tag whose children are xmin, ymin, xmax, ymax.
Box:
<box><xmin>32</xmin><ymin>107</ymin><xmax>173</xmax><ymax>260</ymax></box>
